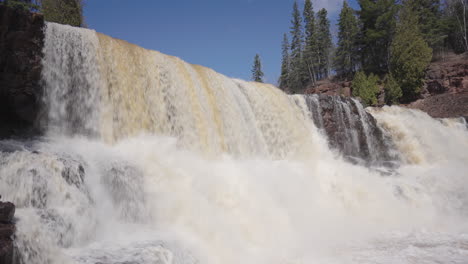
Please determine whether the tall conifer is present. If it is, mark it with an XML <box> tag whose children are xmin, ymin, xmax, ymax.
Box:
<box><xmin>251</xmin><ymin>54</ymin><xmax>264</xmax><ymax>83</ymax></box>
<box><xmin>289</xmin><ymin>1</ymin><xmax>304</xmax><ymax>93</ymax></box>
<box><xmin>335</xmin><ymin>1</ymin><xmax>359</xmax><ymax>78</ymax></box>
<box><xmin>303</xmin><ymin>0</ymin><xmax>318</xmax><ymax>85</ymax></box>
<box><xmin>390</xmin><ymin>1</ymin><xmax>432</xmax><ymax>102</ymax></box>
<box><xmin>317</xmin><ymin>9</ymin><xmax>332</xmax><ymax>79</ymax></box>
<box><xmin>279</xmin><ymin>33</ymin><xmax>291</xmax><ymax>91</ymax></box>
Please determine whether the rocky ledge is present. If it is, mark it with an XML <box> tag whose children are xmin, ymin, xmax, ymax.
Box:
<box><xmin>0</xmin><ymin>201</ymin><xmax>15</xmax><ymax>264</ymax></box>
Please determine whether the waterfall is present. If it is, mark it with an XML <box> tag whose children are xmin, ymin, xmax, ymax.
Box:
<box><xmin>1</xmin><ymin>23</ymin><xmax>468</xmax><ymax>264</ymax></box>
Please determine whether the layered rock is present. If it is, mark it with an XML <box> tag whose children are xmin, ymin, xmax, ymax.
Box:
<box><xmin>0</xmin><ymin>202</ymin><xmax>15</xmax><ymax>264</ymax></box>
<box><xmin>304</xmin><ymin>94</ymin><xmax>397</xmax><ymax>166</ymax></box>
<box><xmin>0</xmin><ymin>5</ymin><xmax>45</xmax><ymax>138</ymax></box>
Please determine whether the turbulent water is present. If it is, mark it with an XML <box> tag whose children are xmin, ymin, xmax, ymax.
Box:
<box><xmin>1</xmin><ymin>23</ymin><xmax>468</xmax><ymax>264</ymax></box>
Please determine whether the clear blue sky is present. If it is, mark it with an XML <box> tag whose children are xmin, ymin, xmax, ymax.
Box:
<box><xmin>84</xmin><ymin>0</ymin><xmax>358</xmax><ymax>85</ymax></box>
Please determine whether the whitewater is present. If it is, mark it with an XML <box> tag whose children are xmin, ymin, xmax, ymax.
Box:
<box><xmin>1</xmin><ymin>23</ymin><xmax>468</xmax><ymax>264</ymax></box>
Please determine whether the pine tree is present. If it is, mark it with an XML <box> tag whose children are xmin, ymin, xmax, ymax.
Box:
<box><xmin>390</xmin><ymin>2</ymin><xmax>432</xmax><ymax>102</ymax></box>
<box><xmin>406</xmin><ymin>0</ymin><xmax>445</xmax><ymax>48</ymax></box>
<box><xmin>352</xmin><ymin>71</ymin><xmax>380</xmax><ymax>106</ymax></box>
<box><xmin>251</xmin><ymin>54</ymin><xmax>264</xmax><ymax>83</ymax></box>
<box><xmin>358</xmin><ymin>0</ymin><xmax>399</xmax><ymax>74</ymax></box>
<box><xmin>302</xmin><ymin>0</ymin><xmax>318</xmax><ymax>85</ymax></box>
<box><xmin>335</xmin><ymin>1</ymin><xmax>360</xmax><ymax>78</ymax></box>
<box><xmin>289</xmin><ymin>1</ymin><xmax>304</xmax><ymax>93</ymax></box>
<box><xmin>279</xmin><ymin>33</ymin><xmax>290</xmax><ymax>91</ymax></box>
<box><xmin>316</xmin><ymin>8</ymin><xmax>332</xmax><ymax>80</ymax></box>
<box><xmin>384</xmin><ymin>73</ymin><xmax>402</xmax><ymax>105</ymax></box>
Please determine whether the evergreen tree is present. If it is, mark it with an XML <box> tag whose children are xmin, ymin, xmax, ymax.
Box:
<box><xmin>316</xmin><ymin>8</ymin><xmax>332</xmax><ymax>80</ymax></box>
<box><xmin>41</xmin><ymin>0</ymin><xmax>84</xmax><ymax>27</ymax></box>
<box><xmin>351</xmin><ymin>71</ymin><xmax>380</xmax><ymax>106</ymax></box>
<box><xmin>358</xmin><ymin>0</ymin><xmax>399</xmax><ymax>74</ymax></box>
<box><xmin>335</xmin><ymin>1</ymin><xmax>360</xmax><ymax>78</ymax></box>
<box><xmin>0</xmin><ymin>0</ymin><xmax>39</xmax><ymax>11</ymax></box>
<box><xmin>302</xmin><ymin>0</ymin><xmax>318</xmax><ymax>85</ymax></box>
<box><xmin>251</xmin><ymin>54</ymin><xmax>264</xmax><ymax>83</ymax></box>
<box><xmin>384</xmin><ymin>73</ymin><xmax>402</xmax><ymax>104</ymax></box>
<box><xmin>406</xmin><ymin>0</ymin><xmax>445</xmax><ymax>49</ymax></box>
<box><xmin>390</xmin><ymin>2</ymin><xmax>432</xmax><ymax>102</ymax></box>
<box><xmin>289</xmin><ymin>1</ymin><xmax>304</xmax><ymax>93</ymax></box>
<box><xmin>279</xmin><ymin>33</ymin><xmax>291</xmax><ymax>91</ymax></box>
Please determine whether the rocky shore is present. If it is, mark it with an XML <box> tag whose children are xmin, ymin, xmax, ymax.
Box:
<box><xmin>0</xmin><ymin>201</ymin><xmax>15</xmax><ymax>264</ymax></box>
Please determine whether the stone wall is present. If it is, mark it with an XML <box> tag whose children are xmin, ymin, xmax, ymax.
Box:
<box><xmin>0</xmin><ymin>5</ymin><xmax>44</xmax><ymax>138</ymax></box>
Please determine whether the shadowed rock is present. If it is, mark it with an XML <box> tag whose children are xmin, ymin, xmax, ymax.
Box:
<box><xmin>0</xmin><ymin>5</ymin><xmax>45</xmax><ymax>139</ymax></box>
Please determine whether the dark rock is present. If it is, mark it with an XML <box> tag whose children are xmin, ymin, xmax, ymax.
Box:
<box><xmin>0</xmin><ymin>224</ymin><xmax>14</xmax><ymax>238</ymax></box>
<box><xmin>0</xmin><ymin>238</ymin><xmax>13</xmax><ymax>264</ymax></box>
<box><xmin>0</xmin><ymin>201</ymin><xmax>15</xmax><ymax>264</ymax></box>
<box><xmin>304</xmin><ymin>94</ymin><xmax>398</xmax><ymax>166</ymax></box>
<box><xmin>426</xmin><ymin>80</ymin><xmax>446</xmax><ymax>95</ymax></box>
<box><xmin>0</xmin><ymin>203</ymin><xmax>14</xmax><ymax>223</ymax></box>
<box><xmin>0</xmin><ymin>5</ymin><xmax>45</xmax><ymax>139</ymax></box>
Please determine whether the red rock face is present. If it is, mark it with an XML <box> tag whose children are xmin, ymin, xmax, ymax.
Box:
<box><xmin>0</xmin><ymin>5</ymin><xmax>45</xmax><ymax>138</ymax></box>
<box><xmin>408</xmin><ymin>53</ymin><xmax>468</xmax><ymax>118</ymax></box>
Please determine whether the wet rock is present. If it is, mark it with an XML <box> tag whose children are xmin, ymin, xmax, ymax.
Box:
<box><xmin>0</xmin><ymin>5</ymin><xmax>45</xmax><ymax>139</ymax></box>
<box><xmin>0</xmin><ymin>201</ymin><xmax>15</xmax><ymax>264</ymax></box>
<box><xmin>0</xmin><ymin>224</ymin><xmax>15</xmax><ymax>238</ymax></box>
<box><xmin>0</xmin><ymin>238</ymin><xmax>14</xmax><ymax>264</ymax></box>
<box><xmin>0</xmin><ymin>203</ymin><xmax>14</xmax><ymax>223</ymax></box>
<box><xmin>304</xmin><ymin>94</ymin><xmax>398</xmax><ymax>166</ymax></box>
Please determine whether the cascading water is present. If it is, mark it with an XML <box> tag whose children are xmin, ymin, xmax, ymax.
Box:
<box><xmin>1</xmin><ymin>22</ymin><xmax>468</xmax><ymax>264</ymax></box>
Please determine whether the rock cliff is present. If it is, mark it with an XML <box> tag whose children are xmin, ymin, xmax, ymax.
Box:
<box><xmin>0</xmin><ymin>5</ymin><xmax>44</xmax><ymax>138</ymax></box>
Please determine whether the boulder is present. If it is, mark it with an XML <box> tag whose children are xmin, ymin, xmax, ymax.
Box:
<box><xmin>0</xmin><ymin>238</ymin><xmax>13</xmax><ymax>264</ymax></box>
<box><xmin>0</xmin><ymin>203</ymin><xmax>14</xmax><ymax>223</ymax></box>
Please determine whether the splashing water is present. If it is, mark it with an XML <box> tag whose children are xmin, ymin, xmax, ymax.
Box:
<box><xmin>1</xmin><ymin>23</ymin><xmax>468</xmax><ymax>264</ymax></box>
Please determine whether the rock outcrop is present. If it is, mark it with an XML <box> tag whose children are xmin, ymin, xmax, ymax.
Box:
<box><xmin>304</xmin><ymin>94</ymin><xmax>397</xmax><ymax>166</ymax></box>
<box><xmin>0</xmin><ymin>201</ymin><xmax>15</xmax><ymax>264</ymax></box>
<box><xmin>407</xmin><ymin>53</ymin><xmax>468</xmax><ymax>118</ymax></box>
<box><xmin>303</xmin><ymin>53</ymin><xmax>468</xmax><ymax>118</ymax></box>
<box><xmin>0</xmin><ymin>5</ymin><xmax>45</xmax><ymax>139</ymax></box>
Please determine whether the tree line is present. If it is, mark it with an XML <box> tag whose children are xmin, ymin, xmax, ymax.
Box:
<box><xmin>1</xmin><ymin>0</ymin><xmax>84</xmax><ymax>27</ymax></box>
<box><xmin>251</xmin><ymin>0</ymin><xmax>468</xmax><ymax>106</ymax></box>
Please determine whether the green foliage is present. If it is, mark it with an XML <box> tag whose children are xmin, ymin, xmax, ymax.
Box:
<box><xmin>0</xmin><ymin>0</ymin><xmax>39</xmax><ymax>11</ymax></box>
<box><xmin>358</xmin><ymin>0</ymin><xmax>398</xmax><ymax>74</ymax></box>
<box><xmin>390</xmin><ymin>3</ymin><xmax>432</xmax><ymax>102</ymax></box>
<box><xmin>351</xmin><ymin>71</ymin><xmax>380</xmax><ymax>106</ymax></box>
<box><xmin>335</xmin><ymin>1</ymin><xmax>359</xmax><ymax>78</ymax></box>
<box><xmin>302</xmin><ymin>0</ymin><xmax>318</xmax><ymax>85</ymax></box>
<box><xmin>406</xmin><ymin>0</ymin><xmax>445</xmax><ymax>49</ymax></box>
<box><xmin>41</xmin><ymin>0</ymin><xmax>84</xmax><ymax>27</ymax></box>
<box><xmin>251</xmin><ymin>54</ymin><xmax>264</xmax><ymax>83</ymax></box>
<box><xmin>279</xmin><ymin>33</ymin><xmax>290</xmax><ymax>90</ymax></box>
<box><xmin>384</xmin><ymin>73</ymin><xmax>402</xmax><ymax>105</ymax></box>
<box><xmin>444</xmin><ymin>0</ymin><xmax>468</xmax><ymax>53</ymax></box>
<box><xmin>316</xmin><ymin>8</ymin><xmax>332</xmax><ymax>79</ymax></box>
<box><xmin>289</xmin><ymin>1</ymin><xmax>304</xmax><ymax>93</ymax></box>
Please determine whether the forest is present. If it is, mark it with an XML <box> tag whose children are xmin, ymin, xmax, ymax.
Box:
<box><xmin>273</xmin><ymin>0</ymin><xmax>468</xmax><ymax>105</ymax></box>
